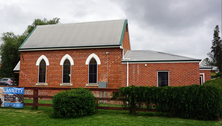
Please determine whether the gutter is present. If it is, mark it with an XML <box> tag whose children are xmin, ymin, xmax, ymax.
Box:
<box><xmin>19</xmin><ymin>45</ymin><xmax>122</xmax><ymax>52</ymax></box>
<box><xmin>122</xmin><ymin>60</ymin><xmax>201</xmax><ymax>63</ymax></box>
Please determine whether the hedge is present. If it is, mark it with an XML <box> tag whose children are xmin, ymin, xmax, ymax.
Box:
<box><xmin>112</xmin><ymin>83</ymin><xmax>222</xmax><ymax>120</ymax></box>
<box><xmin>52</xmin><ymin>88</ymin><xmax>96</xmax><ymax>118</ymax></box>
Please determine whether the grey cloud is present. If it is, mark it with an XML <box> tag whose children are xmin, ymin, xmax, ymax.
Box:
<box><xmin>0</xmin><ymin>3</ymin><xmax>41</xmax><ymax>35</ymax></box>
<box><xmin>112</xmin><ymin>0</ymin><xmax>221</xmax><ymax>59</ymax></box>
<box><xmin>117</xmin><ymin>0</ymin><xmax>220</xmax><ymax>35</ymax></box>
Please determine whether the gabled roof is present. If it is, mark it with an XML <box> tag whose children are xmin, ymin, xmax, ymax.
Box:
<box><xmin>19</xmin><ymin>19</ymin><xmax>128</xmax><ymax>51</ymax></box>
<box><xmin>122</xmin><ymin>50</ymin><xmax>201</xmax><ymax>62</ymax></box>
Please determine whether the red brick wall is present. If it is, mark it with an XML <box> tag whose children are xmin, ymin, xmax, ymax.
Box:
<box><xmin>19</xmin><ymin>48</ymin><xmax>123</xmax><ymax>88</ymax></box>
<box><xmin>121</xmin><ymin>62</ymin><xmax>200</xmax><ymax>87</ymax></box>
<box><xmin>20</xmin><ymin>48</ymin><xmax>201</xmax><ymax>88</ymax></box>
<box><xmin>122</xmin><ymin>25</ymin><xmax>131</xmax><ymax>55</ymax></box>
<box><xmin>199</xmin><ymin>70</ymin><xmax>211</xmax><ymax>82</ymax></box>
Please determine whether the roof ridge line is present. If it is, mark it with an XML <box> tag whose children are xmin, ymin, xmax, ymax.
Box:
<box><xmin>37</xmin><ymin>19</ymin><xmax>127</xmax><ymax>27</ymax></box>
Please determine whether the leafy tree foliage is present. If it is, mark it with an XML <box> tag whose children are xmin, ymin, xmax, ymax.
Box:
<box><xmin>24</xmin><ymin>17</ymin><xmax>60</xmax><ymax>36</ymax></box>
<box><xmin>0</xmin><ymin>17</ymin><xmax>60</xmax><ymax>77</ymax></box>
<box><xmin>0</xmin><ymin>33</ymin><xmax>26</xmax><ymax>77</ymax></box>
<box><xmin>202</xmin><ymin>25</ymin><xmax>222</xmax><ymax>72</ymax></box>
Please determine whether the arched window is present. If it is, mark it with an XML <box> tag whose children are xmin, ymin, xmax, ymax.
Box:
<box><xmin>63</xmin><ymin>59</ymin><xmax>71</xmax><ymax>83</ymax></box>
<box><xmin>86</xmin><ymin>53</ymin><xmax>100</xmax><ymax>84</ymax></box>
<box><xmin>89</xmin><ymin>58</ymin><xmax>97</xmax><ymax>83</ymax></box>
<box><xmin>39</xmin><ymin>60</ymin><xmax>46</xmax><ymax>83</ymax></box>
<box><xmin>36</xmin><ymin>55</ymin><xmax>49</xmax><ymax>85</ymax></box>
<box><xmin>60</xmin><ymin>54</ymin><xmax>74</xmax><ymax>84</ymax></box>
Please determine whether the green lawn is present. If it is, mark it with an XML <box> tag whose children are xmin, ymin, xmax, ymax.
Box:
<box><xmin>24</xmin><ymin>99</ymin><xmax>123</xmax><ymax>107</ymax></box>
<box><xmin>0</xmin><ymin>104</ymin><xmax>221</xmax><ymax>126</ymax></box>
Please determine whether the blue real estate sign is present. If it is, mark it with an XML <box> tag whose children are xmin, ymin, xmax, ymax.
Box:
<box><xmin>0</xmin><ymin>87</ymin><xmax>24</xmax><ymax>108</ymax></box>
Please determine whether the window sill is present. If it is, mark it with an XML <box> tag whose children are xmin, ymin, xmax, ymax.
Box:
<box><xmin>35</xmin><ymin>83</ymin><xmax>48</xmax><ymax>86</ymax></box>
<box><xmin>86</xmin><ymin>84</ymin><xmax>98</xmax><ymax>87</ymax></box>
<box><xmin>60</xmin><ymin>83</ymin><xmax>73</xmax><ymax>86</ymax></box>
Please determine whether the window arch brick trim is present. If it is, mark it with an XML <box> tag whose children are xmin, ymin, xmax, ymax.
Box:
<box><xmin>85</xmin><ymin>53</ymin><xmax>101</xmax><ymax>65</ymax></box>
<box><xmin>36</xmin><ymin>55</ymin><xmax>49</xmax><ymax>66</ymax></box>
<box><xmin>60</xmin><ymin>54</ymin><xmax>74</xmax><ymax>66</ymax></box>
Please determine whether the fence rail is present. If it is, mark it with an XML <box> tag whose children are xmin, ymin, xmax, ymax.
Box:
<box><xmin>22</xmin><ymin>86</ymin><xmax>155</xmax><ymax>112</ymax></box>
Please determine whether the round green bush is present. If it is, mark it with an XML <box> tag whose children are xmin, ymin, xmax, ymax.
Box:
<box><xmin>52</xmin><ymin>88</ymin><xmax>96</xmax><ymax>118</ymax></box>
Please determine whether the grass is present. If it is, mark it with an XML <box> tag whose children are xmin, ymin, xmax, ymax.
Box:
<box><xmin>0</xmin><ymin>104</ymin><xmax>221</xmax><ymax>126</ymax></box>
<box><xmin>24</xmin><ymin>99</ymin><xmax>123</xmax><ymax>107</ymax></box>
<box><xmin>24</xmin><ymin>99</ymin><xmax>53</xmax><ymax>104</ymax></box>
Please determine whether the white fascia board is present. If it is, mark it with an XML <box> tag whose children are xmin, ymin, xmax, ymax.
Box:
<box><xmin>122</xmin><ymin>61</ymin><xmax>200</xmax><ymax>64</ymax></box>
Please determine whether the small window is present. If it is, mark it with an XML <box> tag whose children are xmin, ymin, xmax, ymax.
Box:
<box><xmin>89</xmin><ymin>58</ymin><xmax>97</xmax><ymax>83</ymax></box>
<box><xmin>63</xmin><ymin>59</ymin><xmax>71</xmax><ymax>83</ymax></box>
<box><xmin>158</xmin><ymin>71</ymin><xmax>169</xmax><ymax>87</ymax></box>
<box><xmin>199</xmin><ymin>73</ymin><xmax>205</xmax><ymax>85</ymax></box>
<box><xmin>200</xmin><ymin>76</ymin><xmax>202</xmax><ymax>85</ymax></box>
<box><xmin>39</xmin><ymin>60</ymin><xmax>46</xmax><ymax>83</ymax></box>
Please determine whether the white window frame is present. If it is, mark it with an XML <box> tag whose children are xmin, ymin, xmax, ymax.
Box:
<box><xmin>36</xmin><ymin>55</ymin><xmax>49</xmax><ymax>66</ymax></box>
<box><xmin>85</xmin><ymin>53</ymin><xmax>101</xmax><ymax>65</ymax></box>
<box><xmin>62</xmin><ymin>59</ymin><xmax>71</xmax><ymax>84</ymax></box>
<box><xmin>86</xmin><ymin>53</ymin><xmax>101</xmax><ymax>84</ymax></box>
<box><xmin>36</xmin><ymin>55</ymin><xmax>49</xmax><ymax>84</ymax></box>
<box><xmin>200</xmin><ymin>76</ymin><xmax>203</xmax><ymax>85</ymax></box>
<box><xmin>157</xmin><ymin>71</ymin><xmax>169</xmax><ymax>87</ymax></box>
<box><xmin>199</xmin><ymin>73</ymin><xmax>205</xmax><ymax>85</ymax></box>
<box><xmin>60</xmin><ymin>54</ymin><xmax>74</xmax><ymax>65</ymax></box>
<box><xmin>60</xmin><ymin>54</ymin><xmax>74</xmax><ymax>84</ymax></box>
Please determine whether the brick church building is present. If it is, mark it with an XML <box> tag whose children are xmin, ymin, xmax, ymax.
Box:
<box><xmin>15</xmin><ymin>19</ymin><xmax>211</xmax><ymax>88</ymax></box>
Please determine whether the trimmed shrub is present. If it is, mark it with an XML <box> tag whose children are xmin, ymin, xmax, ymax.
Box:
<box><xmin>112</xmin><ymin>84</ymin><xmax>222</xmax><ymax>120</ymax></box>
<box><xmin>52</xmin><ymin>88</ymin><xmax>96</xmax><ymax>118</ymax></box>
<box><xmin>204</xmin><ymin>77</ymin><xmax>222</xmax><ymax>89</ymax></box>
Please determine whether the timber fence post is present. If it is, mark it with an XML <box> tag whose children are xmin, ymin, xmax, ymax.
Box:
<box><xmin>33</xmin><ymin>87</ymin><xmax>38</xmax><ymax>109</ymax></box>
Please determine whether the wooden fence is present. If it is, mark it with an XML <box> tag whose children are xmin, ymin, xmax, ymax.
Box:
<box><xmin>23</xmin><ymin>87</ymin><xmax>155</xmax><ymax>112</ymax></box>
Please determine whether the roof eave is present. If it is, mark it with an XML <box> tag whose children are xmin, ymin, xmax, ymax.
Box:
<box><xmin>199</xmin><ymin>67</ymin><xmax>212</xmax><ymax>70</ymax></box>
<box><xmin>19</xmin><ymin>45</ymin><xmax>122</xmax><ymax>51</ymax></box>
<box><xmin>18</xmin><ymin>26</ymin><xmax>37</xmax><ymax>50</ymax></box>
<box><xmin>122</xmin><ymin>59</ymin><xmax>201</xmax><ymax>63</ymax></box>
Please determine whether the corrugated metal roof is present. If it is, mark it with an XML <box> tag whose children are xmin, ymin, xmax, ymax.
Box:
<box><xmin>13</xmin><ymin>61</ymin><xmax>20</xmax><ymax>71</ymax></box>
<box><xmin>122</xmin><ymin>50</ymin><xmax>201</xmax><ymax>62</ymax></box>
<box><xmin>19</xmin><ymin>19</ymin><xmax>127</xmax><ymax>51</ymax></box>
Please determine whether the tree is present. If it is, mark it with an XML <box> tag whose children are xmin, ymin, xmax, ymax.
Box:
<box><xmin>203</xmin><ymin>25</ymin><xmax>222</xmax><ymax>72</ymax></box>
<box><xmin>0</xmin><ymin>33</ymin><xmax>25</xmax><ymax>77</ymax></box>
<box><xmin>0</xmin><ymin>17</ymin><xmax>60</xmax><ymax>77</ymax></box>
<box><xmin>24</xmin><ymin>17</ymin><xmax>60</xmax><ymax>36</ymax></box>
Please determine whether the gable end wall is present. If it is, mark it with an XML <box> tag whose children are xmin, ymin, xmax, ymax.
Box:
<box><xmin>122</xmin><ymin>25</ymin><xmax>131</xmax><ymax>54</ymax></box>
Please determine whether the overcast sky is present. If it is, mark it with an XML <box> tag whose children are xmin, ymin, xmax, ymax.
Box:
<box><xmin>0</xmin><ymin>0</ymin><xmax>221</xmax><ymax>60</ymax></box>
